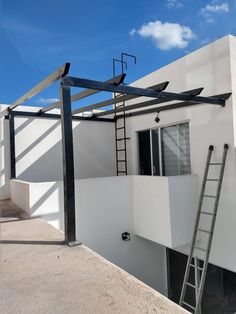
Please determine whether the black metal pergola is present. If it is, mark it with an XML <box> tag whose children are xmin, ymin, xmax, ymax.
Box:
<box><xmin>6</xmin><ymin>62</ymin><xmax>231</xmax><ymax>245</ymax></box>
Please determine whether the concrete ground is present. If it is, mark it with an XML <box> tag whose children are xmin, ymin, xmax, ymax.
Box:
<box><xmin>0</xmin><ymin>200</ymin><xmax>189</xmax><ymax>314</ymax></box>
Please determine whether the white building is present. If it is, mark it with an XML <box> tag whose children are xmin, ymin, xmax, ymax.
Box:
<box><xmin>1</xmin><ymin>34</ymin><xmax>236</xmax><ymax>313</ymax></box>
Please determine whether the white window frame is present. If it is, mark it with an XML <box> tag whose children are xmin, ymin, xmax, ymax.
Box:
<box><xmin>137</xmin><ymin>120</ymin><xmax>191</xmax><ymax>176</ymax></box>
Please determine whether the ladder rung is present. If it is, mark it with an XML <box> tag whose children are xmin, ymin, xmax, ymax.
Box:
<box><xmin>201</xmin><ymin>211</ymin><xmax>214</xmax><ymax>215</ymax></box>
<box><xmin>116</xmin><ymin>137</ymin><xmax>130</xmax><ymax>141</ymax></box>
<box><xmin>116</xmin><ymin>126</ymin><xmax>125</xmax><ymax>130</ymax></box>
<box><xmin>182</xmin><ymin>301</ymin><xmax>196</xmax><ymax>311</ymax></box>
<box><xmin>204</xmin><ymin>194</ymin><xmax>216</xmax><ymax>198</ymax></box>
<box><xmin>206</xmin><ymin>178</ymin><xmax>219</xmax><ymax>181</ymax></box>
<box><xmin>117</xmin><ymin>160</ymin><xmax>126</xmax><ymax>162</ymax></box>
<box><xmin>118</xmin><ymin>171</ymin><xmax>127</xmax><ymax>173</ymax></box>
<box><xmin>190</xmin><ymin>264</ymin><xmax>204</xmax><ymax>271</ymax></box>
<box><xmin>186</xmin><ymin>282</ymin><xmax>199</xmax><ymax>290</ymax></box>
<box><xmin>193</xmin><ymin>246</ymin><xmax>208</xmax><ymax>252</ymax></box>
<box><xmin>209</xmin><ymin>163</ymin><xmax>221</xmax><ymax>165</ymax></box>
<box><xmin>197</xmin><ymin>228</ymin><xmax>211</xmax><ymax>234</ymax></box>
<box><xmin>117</xmin><ymin>149</ymin><xmax>126</xmax><ymax>152</ymax></box>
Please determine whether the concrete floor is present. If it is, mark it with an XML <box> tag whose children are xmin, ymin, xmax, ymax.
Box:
<box><xmin>0</xmin><ymin>200</ymin><xmax>189</xmax><ymax>314</ymax></box>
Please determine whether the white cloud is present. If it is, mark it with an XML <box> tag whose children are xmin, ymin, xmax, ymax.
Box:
<box><xmin>129</xmin><ymin>29</ymin><xmax>136</xmax><ymax>36</ymax></box>
<box><xmin>166</xmin><ymin>0</ymin><xmax>184</xmax><ymax>8</ymax></box>
<box><xmin>201</xmin><ymin>2</ymin><xmax>229</xmax><ymax>13</ymax></box>
<box><xmin>130</xmin><ymin>20</ymin><xmax>196</xmax><ymax>50</ymax></box>
<box><xmin>200</xmin><ymin>2</ymin><xmax>229</xmax><ymax>22</ymax></box>
<box><xmin>37</xmin><ymin>97</ymin><xmax>60</xmax><ymax>105</ymax></box>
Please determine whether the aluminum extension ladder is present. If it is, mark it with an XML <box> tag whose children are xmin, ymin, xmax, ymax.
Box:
<box><xmin>179</xmin><ymin>144</ymin><xmax>229</xmax><ymax>313</ymax></box>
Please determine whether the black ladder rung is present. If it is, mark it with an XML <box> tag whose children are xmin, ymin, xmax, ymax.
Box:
<box><xmin>186</xmin><ymin>282</ymin><xmax>199</xmax><ymax>290</ymax></box>
<box><xmin>116</xmin><ymin>126</ymin><xmax>125</xmax><ymax>130</ymax></box>
<box><xmin>182</xmin><ymin>301</ymin><xmax>196</xmax><ymax>311</ymax></box>
<box><xmin>193</xmin><ymin>246</ymin><xmax>208</xmax><ymax>252</ymax></box>
<box><xmin>116</xmin><ymin>137</ymin><xmax>130</xmax><ymax>141</ymax></box>
<box><xmin>209</xmin><ymin>162</ymin><xmax>222</xmax><ymax>165</ymax></box>
<box><xmin>204</xmin><ymin>194</ymin><xmax>216</xmax><ymax>198</ymax></box>
<box><xmin>197</xmin><ymin>228</ymin><xmax>211</xmax><ymax>234</ymax></box>
<box><xmin>206</xmin><ymin>178</ymin><xmax>219</xmax><ymax>181</ymax></box>
<box><xmin>117</xmin><ymin>149</ymin><xmax>126</xmax><ymax>152</ymax></box>
<box><xmin>201</xmin><ymin>211</ymin><xmax>214</xmax><ymax>215</ymax></box>
<box><xmin>189</xmin><ymin>264</ymin><xmax>204</xmax><ymax>271</ymax></box>
<box><xmin>118</xmin><ymin>171</ymin><xmax>127</xmax><ymax>173</ymax></box>
<box><xmin>117</xmin><ymin>160</ymin><xmax>126</xmax><ymax>162</ymax></box>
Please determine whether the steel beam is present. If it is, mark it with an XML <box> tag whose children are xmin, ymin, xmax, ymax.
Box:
<box><xmin>60</xmin><ymin>83</ymin><xmax>76</xmax><ymax>244</ymax></box>
<box><xmin>94</xmin><ymin>87</ymin><xmax>204</xmax><ymax>117</ymax></box>
<box><xmin>6</xmin><ymin>110</ymin><xmax>115</xmax><ymax>123</ymax></box>
<box><xmin>9</xmin><ymin>112</ymin><xmax>16</xmax><ymax>179</ymax></box>
<box><xmin>9</xmin><ymin>63</ymin><xmax>70</xmax><ymax>111</ymax></box>
<box><xmin>115</xmin><ymin>92</ymin><xmax>231</xmax><ymax>119</ymax></box>
<box><xmin>62</xmin><ymin>76</ymin><xmax>226</xmax><ymax>106</ymax></box>
<box><xmin>40</xmin><ymin>74</ymin><xmax>125</xmax><ymax>114</ymax></box>
<box><xmin>72</xmin><ymin>81</ymin><xmax>169</xmax><ymax>115</ymax></box>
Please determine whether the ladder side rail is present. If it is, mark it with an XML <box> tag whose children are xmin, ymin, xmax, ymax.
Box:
<box><xmin>122</xmin><ymin>99</ymin><xmax>128</xmax><ymax>174</ymax></box>
<box><xmin>114</xmin><ymin>94</ymin><xmax>119</xmax><ymax>176</ymax></box>
<box><xmin>195</xmin><ymin>144</ymin><xmax>228</xmax><ymax>313</ymax></box>
<box><xmin>179</xmin><ymin>145</ymin><xmax>214</xmax><ymax>306</ymax></box>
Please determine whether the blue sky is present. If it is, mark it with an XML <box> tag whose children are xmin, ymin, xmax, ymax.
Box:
<box><xmin>1</xmin><ymin>0</ymin><xmax>236</xmax><ymax>108</ymax></box>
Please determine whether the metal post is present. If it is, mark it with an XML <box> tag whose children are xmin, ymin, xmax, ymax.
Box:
<box><xmin>9</xmin><ymin>112</ymin><xmax>16</xmax><ymax>179</ymax></box>
<box><xmin>60</xmin><ymin>82</ymin><xmax>77</xmax><ymax>245</ymax></box>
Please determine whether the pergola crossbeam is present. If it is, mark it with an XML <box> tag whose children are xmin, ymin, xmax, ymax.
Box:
<box><xmin>115</xmin><ymin>92</ymin><xmax>232</xmax><ymax>119</ymax></box>
<box><xmin>72</xmin><ymin>81</ymin><xmax>169</xmax><ymax>115</ymax></box>
<box><xmin>40</xmin><ymin>73</ymin><xmax>125</xmax><ymax>114</ymax></box>
<box><xmin>6</xmin><ymin>110</ymin><xmax>115</xmax><ymax>123</ymax></box>
<box><xmin>63</xmin><ymin>76</ymin><xmax>226</xmax><ymax>106</ymax></box>
<box><xmin>8</xmin><ymin>63</ymin><xmax>70</xmax><ymax>111</ymax></box>
<box><xmin>93</xmin><ymin>87</ymin><xmax>204</xmax><ymax>118</ymax></box>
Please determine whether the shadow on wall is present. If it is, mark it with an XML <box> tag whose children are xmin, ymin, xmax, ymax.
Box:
<box><xmin>29</xmin><ymin>181</ymin><xmax>64</xmax><ymax>231</ymax></box>
<box><xmin>8</xmin><ymin>115</ymin><xmax>115</xmax><ymax>231</ymax></box>
<box><xmin>14</xmin><ymin>117</ymin><xmax>115</xmax><ymax>182</ymax></box>
<box><xmin>15</xmin><ymin>117</ymin><xmax>63</xmax><ymax>182</ymax></box>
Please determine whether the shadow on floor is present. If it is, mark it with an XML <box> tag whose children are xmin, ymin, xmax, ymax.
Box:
<box><xmin>0</xmin><ymin>240</ymin><xmax>65</xmax><ymax>245</ymax></box>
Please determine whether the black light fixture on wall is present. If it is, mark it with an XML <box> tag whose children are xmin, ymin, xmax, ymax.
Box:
<box><xmin>155</xmin><ymin>111</ymin><xmax>160</xmax><ymax>123</ymax></box>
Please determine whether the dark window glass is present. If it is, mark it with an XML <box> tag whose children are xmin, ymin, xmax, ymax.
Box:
<box><xmin>138</xmin><ymin>130</ymin><xmax>151</xmax><ymax>175</ymax></box>
<box><xmin>151</xmin><ymin>129</ymin><xmax>160</xmax><ymax>176</ymax></box>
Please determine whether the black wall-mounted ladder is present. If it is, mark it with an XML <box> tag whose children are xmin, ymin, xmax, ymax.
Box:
<box><xmin>179</xmin><ymin>144</ymin><xmax>229</xmax><ymax>313</ymax></box>
<box><xmin>113</xmin><ymin>53</ymin><xmax>136</xmax><ymax>176</ymax></box>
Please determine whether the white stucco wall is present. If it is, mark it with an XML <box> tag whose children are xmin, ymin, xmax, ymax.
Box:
<box><xmin>0</xmin><ymin>105</ymin><xmax>116</xmax><ymax>199</ymax></box>
<box><xmin>10</xmin><ymin>177</ymin><xmax>168</xmax><ymax>295</ymax></box>
<box><xmin>125</xmin><ymin>35</ymin><xmax>236</xmax><ymax>273</ymax></box>
<box><xmin>133</xmin><ymin>175</ymin><xmax>198</xmax><ymax>248</ymax></box>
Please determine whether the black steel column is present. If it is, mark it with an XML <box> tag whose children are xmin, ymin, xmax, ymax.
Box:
<box><xmin>9</xmin><ymin>112</ymin><xmax>16</xmax><ymax>179</ymax></box>
<box><xmin>60</xmin><ymin>82</ymin><xmax>76</xmax><ymax>244</ymax></box>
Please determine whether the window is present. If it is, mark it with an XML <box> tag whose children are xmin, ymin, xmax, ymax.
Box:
<box><xmin>161</xmin><ymin>123</ymin><xmax>191</xmax><ymax>176</ymax></box>
<box><xmin>138</xmin><ymin>122</ymin><xmax>191</xmax><ymax>176</ymax></box>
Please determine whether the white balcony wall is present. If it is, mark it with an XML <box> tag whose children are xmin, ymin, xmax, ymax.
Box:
<box><xmin>133</xmin><ymin>175</ymin><xmax>198</xmax><ymax>248</ymax></box>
